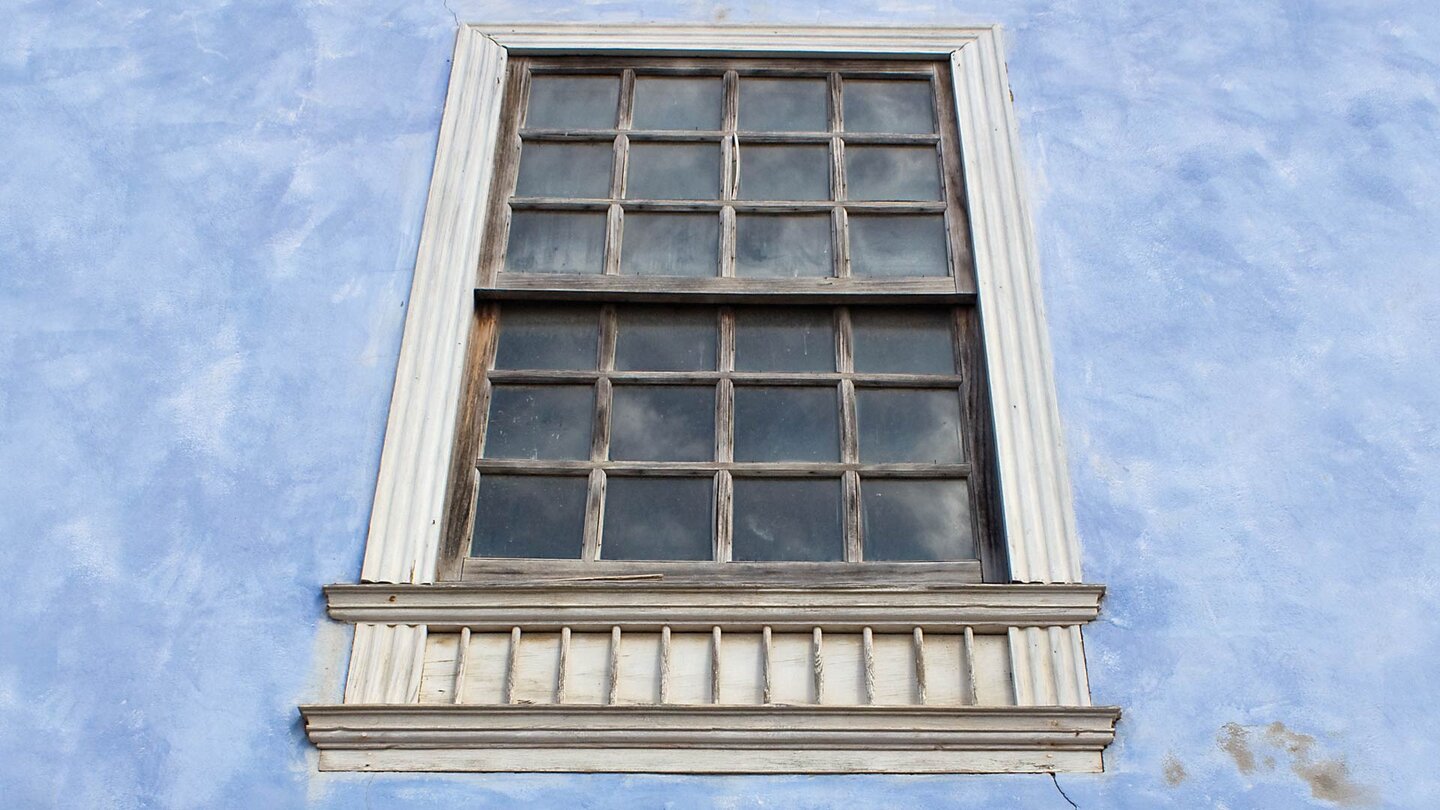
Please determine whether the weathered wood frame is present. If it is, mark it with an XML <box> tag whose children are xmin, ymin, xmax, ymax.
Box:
<box><xmin>316</xmin><ymin>24</ymin><xmax>1110</xmax><ymax>774</ymax></box>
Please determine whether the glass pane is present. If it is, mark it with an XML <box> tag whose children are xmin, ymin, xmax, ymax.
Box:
<box><xmin>471</xmin><ymin>474</ymin><xmax>587</xmax><ymax>558</ymax></box>
<box><xmin>732</xmin><ymin>479</ymin><xmax>843</xmax><ymax>561</ymax></box>
<box><xmin>621</xmin><ymin>213</ymin><xmax>719</xmax><ymax>277</ymax></box>
<box><xmin>632</xmin><ymin>77</ymin><xmax>723</xmax><ymax>131</ymax></box>
<box><xmin>495</xmin><ymin>305</ymin><xmax>599</xmax><ymax>370</ymax></box>
<box><xmin>862</xmin><ymin>479</ymin><xmax>974</xmax><ymax>561</ymax></box>
<box><xmin>484</xmin><ymin>385</ymin><xmax>593</xmax><ymax>460</ymax></box>
<box><xmin>857</xmin><ymin>389</ymin><xmax>964</xmax><ymax>463</ymax></box>
<box><xmin>734</xmin><ymin>386</ymin><xmax>839</xmax><ymax>462</ymax></box>
<box><xmin>851</xmin><ymin>309</ymin><xmax>954</xmax><ymax>374</ymax></box>
<box><xmin>739</xmin><ymin>144</ymin><xmax>831</xmax><ymax>201</ymax></box>
<box><xmin>848</xmin><ymin>215</ymin><xmax>949</xmax><ymax>277</ymax></box>
<box><xmin>505</xmin><ymin>211</ymin><xmax>607</xmax><ymax>274</ymax></box>
<box><xmin>844</xmin><ymin>79</ymin><xmax>935</xmax><ymax>134</ymax></box>
<box><xmin>739</xmin><ymin>78</ymin><xmax>829</xmax><ymax>132</ymax></box>
<box><xmin>526</xmin><ymin>75</ymin><xmax>620</xmax><ymax>130</ymax></box>
<box><xmin>734</xmin><ymin>308</ymin><xmax>835</xmax><ymax>372</ymax></box>
<box><xmin>845</xmin><ymin>146</ymin><xmax>942</xmax><ymax>201</ymax></box>
<box><xmin>514</xmin><ymin>142</ymin><xmax>613</xmax><ymax>198</ymax></box>
<box><xmin>626</xmin><ymin>143</ymin><xmax>722</xmax><ymax>200</ymax></box>
<box><xmin>735</xmin><ymin>214</ymin><xmax>833</xmax><ymax>278</ymax></box>
<box><xmin>614</xmin><ymin>307</ymin><xmax>716</xmax><ymax>371</ymax></box>
<box><xmin>602</xmin><ymin>477</ymin><xmax>713</xmax><ymax>560</ymax></box>
<box><xmin>610</xmin><ymin>386</ymin><xmax>715</xmax><ymax>461</ymax></box>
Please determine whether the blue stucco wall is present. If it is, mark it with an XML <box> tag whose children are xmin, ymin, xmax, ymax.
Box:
<box><xmin>4</xmin><ymin>0</ymin><xmax>1438</xmax><ymax>807</ymax></box>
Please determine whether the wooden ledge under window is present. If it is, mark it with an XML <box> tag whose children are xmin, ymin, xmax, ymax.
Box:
<box><xmin>325</xmin><ymin>576</ymin><xmax>1104</xmax><ymax>631</ymax></box>
<box><xmin>300</xmin><ymin>703</ymin><xmax>1121</xmax><ymax>773</ymax></box>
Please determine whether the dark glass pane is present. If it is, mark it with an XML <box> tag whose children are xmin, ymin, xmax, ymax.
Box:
<box><xmin>848</xmin><ymin>214</ymin><xmax>949</xmax><ymax>277</ymax></box>
<box><xmin>621</xmin><ymin>213</ymin><xmax>719</xmax><ymax>277</ymax></box>
<box><xmin>484</xmin><ymin>385</ymin><xmax>593</xmax><ymax>460</ymax></box>
<box><xmin>850</xmin><ymin>309</ymin><xmax>954</xmax><ymax>374</ymax></box>
<box><xmin>514</xmin><ymin>142</ymin><xmax>613</xmax><ymax>198</ymax></box>
<box><xmin>739</xmin><ymin>78</ymin><xmax>829</xmax><ymax>132</ymax></box>
<box><xmin>844</xmin><ymin>79</ymin><xmax>935</xmax><ymax>134</ymax></box>
<box><xmin>845</xmin><ymin>146</ymin><xmax>942</xmax><ymax>201</ymax></box>
<box><xmin>739</xmin><ymin>144</ymin><xmax>831</xmax><ymax>201</ymax></box>
<box><xmin>734</xmin><ymin>308</ymin><xmax>835</xmax><ymax>372</ymax></box>
<box><xmin>626</xmin><ymin>143</ymin><xmax>722</xmax><ymax>200</ymax></box>
<box><xmin>632</xmin><ymin>77</ymin><xmax>723</xmax><ymax>130</ymax></box>
<box><xmin>526</xmin><ymin>75</ymin><xmax>620</xmax><ymax>129</ymax></box>
<box><xmin>614</xmin><ymin>307</ymin><xmax>716</xmax><ymax>371</ymax></box>
<box><xmin>732</xmin><ymin>479</ymin><xmax>843</xmax><ymax>561</ymax></box>
<box><xmin>610</xmin><ymin>386</ymin><xmax>715</xmax><ymax>461</ymax></box>
<box><xmin>862</xmin><ymin>479</ymin><xmax>974</xmax><ymax>561</ymax></box>
<box><xmin>735</xmin><ymin>214</ymin><xmax>833</xmax><ymax>278</ymax></box>
<box><xmin>734</xmin><ymin>386</ymin><xmax>839</xmax><ymax>462</ymax></box>
<box><xmin>504</xmin><ymin>211</ymin><xmax>607</xmax><ymax>274</ymax></box>
<box><xmin>602</xmin><ymin>477</ymin><xmax>713</xmax><ymax>560</ymax></box>
<box><xmin>857</xmin><ymin>389</ymin><xmax>964</xmax><ymax>463</ymax></box>
<box><xmin>495</xmin><ymin>305</ymin><xmax>599</xmax><ymax>370</ymax></box>
<box><xmin>471</xmin><ymin>475</ymin><xmax>587</xmax><ymax>558</ymax></box>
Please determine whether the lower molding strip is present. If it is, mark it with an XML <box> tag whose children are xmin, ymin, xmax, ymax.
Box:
<box><xmin>300</xmin><ymin>703</ymin><xmax>1120</xmax><ymax>774</ymax></box>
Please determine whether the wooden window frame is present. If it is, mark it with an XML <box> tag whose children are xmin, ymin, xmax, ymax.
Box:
<box><xmin>303</xmin><ymin>24</ymin><xmax>1117</xmax><ymax>775</ymax></box>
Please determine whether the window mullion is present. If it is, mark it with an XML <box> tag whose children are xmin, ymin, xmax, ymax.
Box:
<box><xmin>715</xmin><ymin>305</ymin><xmax>736</xmax><ymax>562</ymax></box>
<box><xmin>837</xmin><ymin>307</ymin><xmax>863</xmax><ymax>562</ymax></box>
<box><xmin>583</xmin><ymin>305</ymin><xmax>620</xmax><ymax>561</ymax></box>
<box><xmin>828</xmin><ymin>72</ymin><xmax>850</xmax><ymax>278</ymax></box>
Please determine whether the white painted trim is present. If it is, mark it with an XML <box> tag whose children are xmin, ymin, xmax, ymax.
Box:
<box><xmin>301</xmin><ymin>704</ymin><xmax>1118</xmax><ymax>773</ymax></box>
<box><xmin>476</xmin><ymin>23</ymin><xmax>988</xmax><ymax>58</ymax></box>
<box><xmin>334</xmin><ymin>23</ymin><xmax>1103</xmax><ymax>768</ymax></box>
<box><xmin>951</xmin><ymin>37</ymin><xmax>1082</xmax><ymax>584</ymax></box>
<box><xmin>325</xmin><ymin>582</ymin><xmax>1104</xmax><ymax>631</ymax></box>
<box><xmin>360</xmin><ymin>27</ymin><xmax>507</xmax><ymax>586</ymax></box>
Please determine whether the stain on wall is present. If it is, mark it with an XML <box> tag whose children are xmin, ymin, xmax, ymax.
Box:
<box><xmin>3</xmin><ymin>0</ymin><xmax>1439</xmax><ymax>808</ymax></box>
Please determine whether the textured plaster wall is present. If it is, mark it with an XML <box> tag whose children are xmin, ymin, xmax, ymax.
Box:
<box><xmin>3</xmin><ymin>0</ymin><xmax>1438</xmax><ymax>807</ymax></box>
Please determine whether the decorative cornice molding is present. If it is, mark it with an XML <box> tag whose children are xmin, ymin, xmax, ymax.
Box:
<box><xmin>473</xmin><ymin>24</ymin><xmax>992</xmax><ymax>57</ymax></box>
<box><xmin>324</xmin><ymin>582</ymin><xmax>1104</xmax><ymax>631</ymax></box>
<box><xmin>301</xmin><ymin>703</ymin><xmax>1120</xmax><ymax>773</ymax></box>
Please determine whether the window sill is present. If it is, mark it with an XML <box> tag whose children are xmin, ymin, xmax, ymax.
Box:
<box><xmin>300</xmin><ymin>703</ymin><xmax>1120</xmax><ymax>773</ymax></box>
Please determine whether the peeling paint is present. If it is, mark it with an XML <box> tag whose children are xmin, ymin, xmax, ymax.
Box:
<box><xmin>1219</xmin><ymin>722</ymin><xmax>1378</xmax><ymax>807</ymax></box>
<box><xmin>1162</xmin><ymin>755</ymin><xmax>1188</xmax><ymax>787</ymax></box>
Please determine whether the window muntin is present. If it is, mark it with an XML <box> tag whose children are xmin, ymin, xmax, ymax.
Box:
<box><xmin>464</xmin><ymin>303</ymin><xmax>982</xmax><ymax>565</ymax></box>
<box><xmin>491</xmin><ymin>58</ymin><xmax>968</xmax><ymax>282</ymax></box>
<box><xmin>442</xmin><ymin>54</ymin><xmax>1000</xmax><ymax>580</ymax></box>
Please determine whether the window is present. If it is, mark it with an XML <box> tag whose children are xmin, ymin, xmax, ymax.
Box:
<box><xmin>303</xmin><ymin>25</ymin><xmax>1117</xmax><ymax>775</ymax></box>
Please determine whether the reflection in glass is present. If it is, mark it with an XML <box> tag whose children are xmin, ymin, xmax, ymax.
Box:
<box><xmin>844</xmin><ymin>79</ymin><xmax>936</xmax><ymax>134</ymax></box>
<box><xmin>732</xmin><ymin>479</ymin><xmax>843</xmax><ymax>561</ymax></box>
<box><xmin>471</xmin><ymin>474</ymin><xmax>587</xmax><ymax>558</ymax></box>
<box><xmin>484</xmin><ymin>385</ymin><xmax>594</xmax><ymax>459</ymax></box>
<box><xmin>626</xmin><ymin>143</ymin><xmax>722</xmax><ymax>200</ymax></box>
<box><xmin>739</xmin><ymin>145</ymin><xmax>831</xmax><ymax>201</ymax></box>
<box><xmin>602</xmin><ymin>477</ymin><xmax>713</xmax><ymax>560</ymax></box>
<box><xmin>495</xmin><ymin>305</ymin><xmax>599</xmax><ymax>370</ymax></box>
<box><xmin>735</xmin><ymin>214</ymin><xmax>833</xmax><ymax>278</ymax></box>
<box><xmin>526</xmin><ymin>75</ymin><xmax>620</xmax><ymax>129</ymax></box>
<box><xmin>734</xmin><ymin>386</ymin><xmax>839</xmax><ymax>462</ymax></box>
<box><xmin>621</xmin><ymin>213</ymin><xmax>719</xmax><ymax>277</ymax></box>
<box><xmin>848</xmin><ymin>215</ymin><xmax>949</xmax><ymax>277</ymax></box>
<box><xmin>851</xmin><ymin>309</ymin><xmax>954</xmax><ymax>374</ymax></box>
<box><xmin>614</xmin><ymin>307</ymin><xmax>716</xmax><ymax>371</ymax></box>
<box><xmin>862</xmin><ymin>479</ymin><xmax>974</xmax><ymax>561</ymax></box>
<box><xmin>734</xmin><ymin>308</ymin><xmax>834</xmax><ymax>372</ymax></box>
<box><xmin>845</xmin><ymin>146</ymin><xmax>943</xmax><ymax>201</ymax></box>
<box><xmin>505</xmin><ymin>211</ymin><xmax>607</xmax><ymax>274</ymax></box>
<box><xmin>857</xmin><ymin>389</ymin><xmax>964</xmax><ymax>463</ymax></box>
<box><xmin>739</xmin><ymin>78</ymin><xmax>829</xmax><ymax>132</ymax></box>
<box><xmin>610</xmin><ymin>386</ymin><xmax>715</xmax><ymax>461</ymax></box>
<box><xmin>632</xmin><ymin>77</ymin><xmax>723</xmax><ymax>130</ymax></box>
<box><xmin>514</xmin><ymin>142</ymin><xmax>613</xmax><ymax>198</ymax></box>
